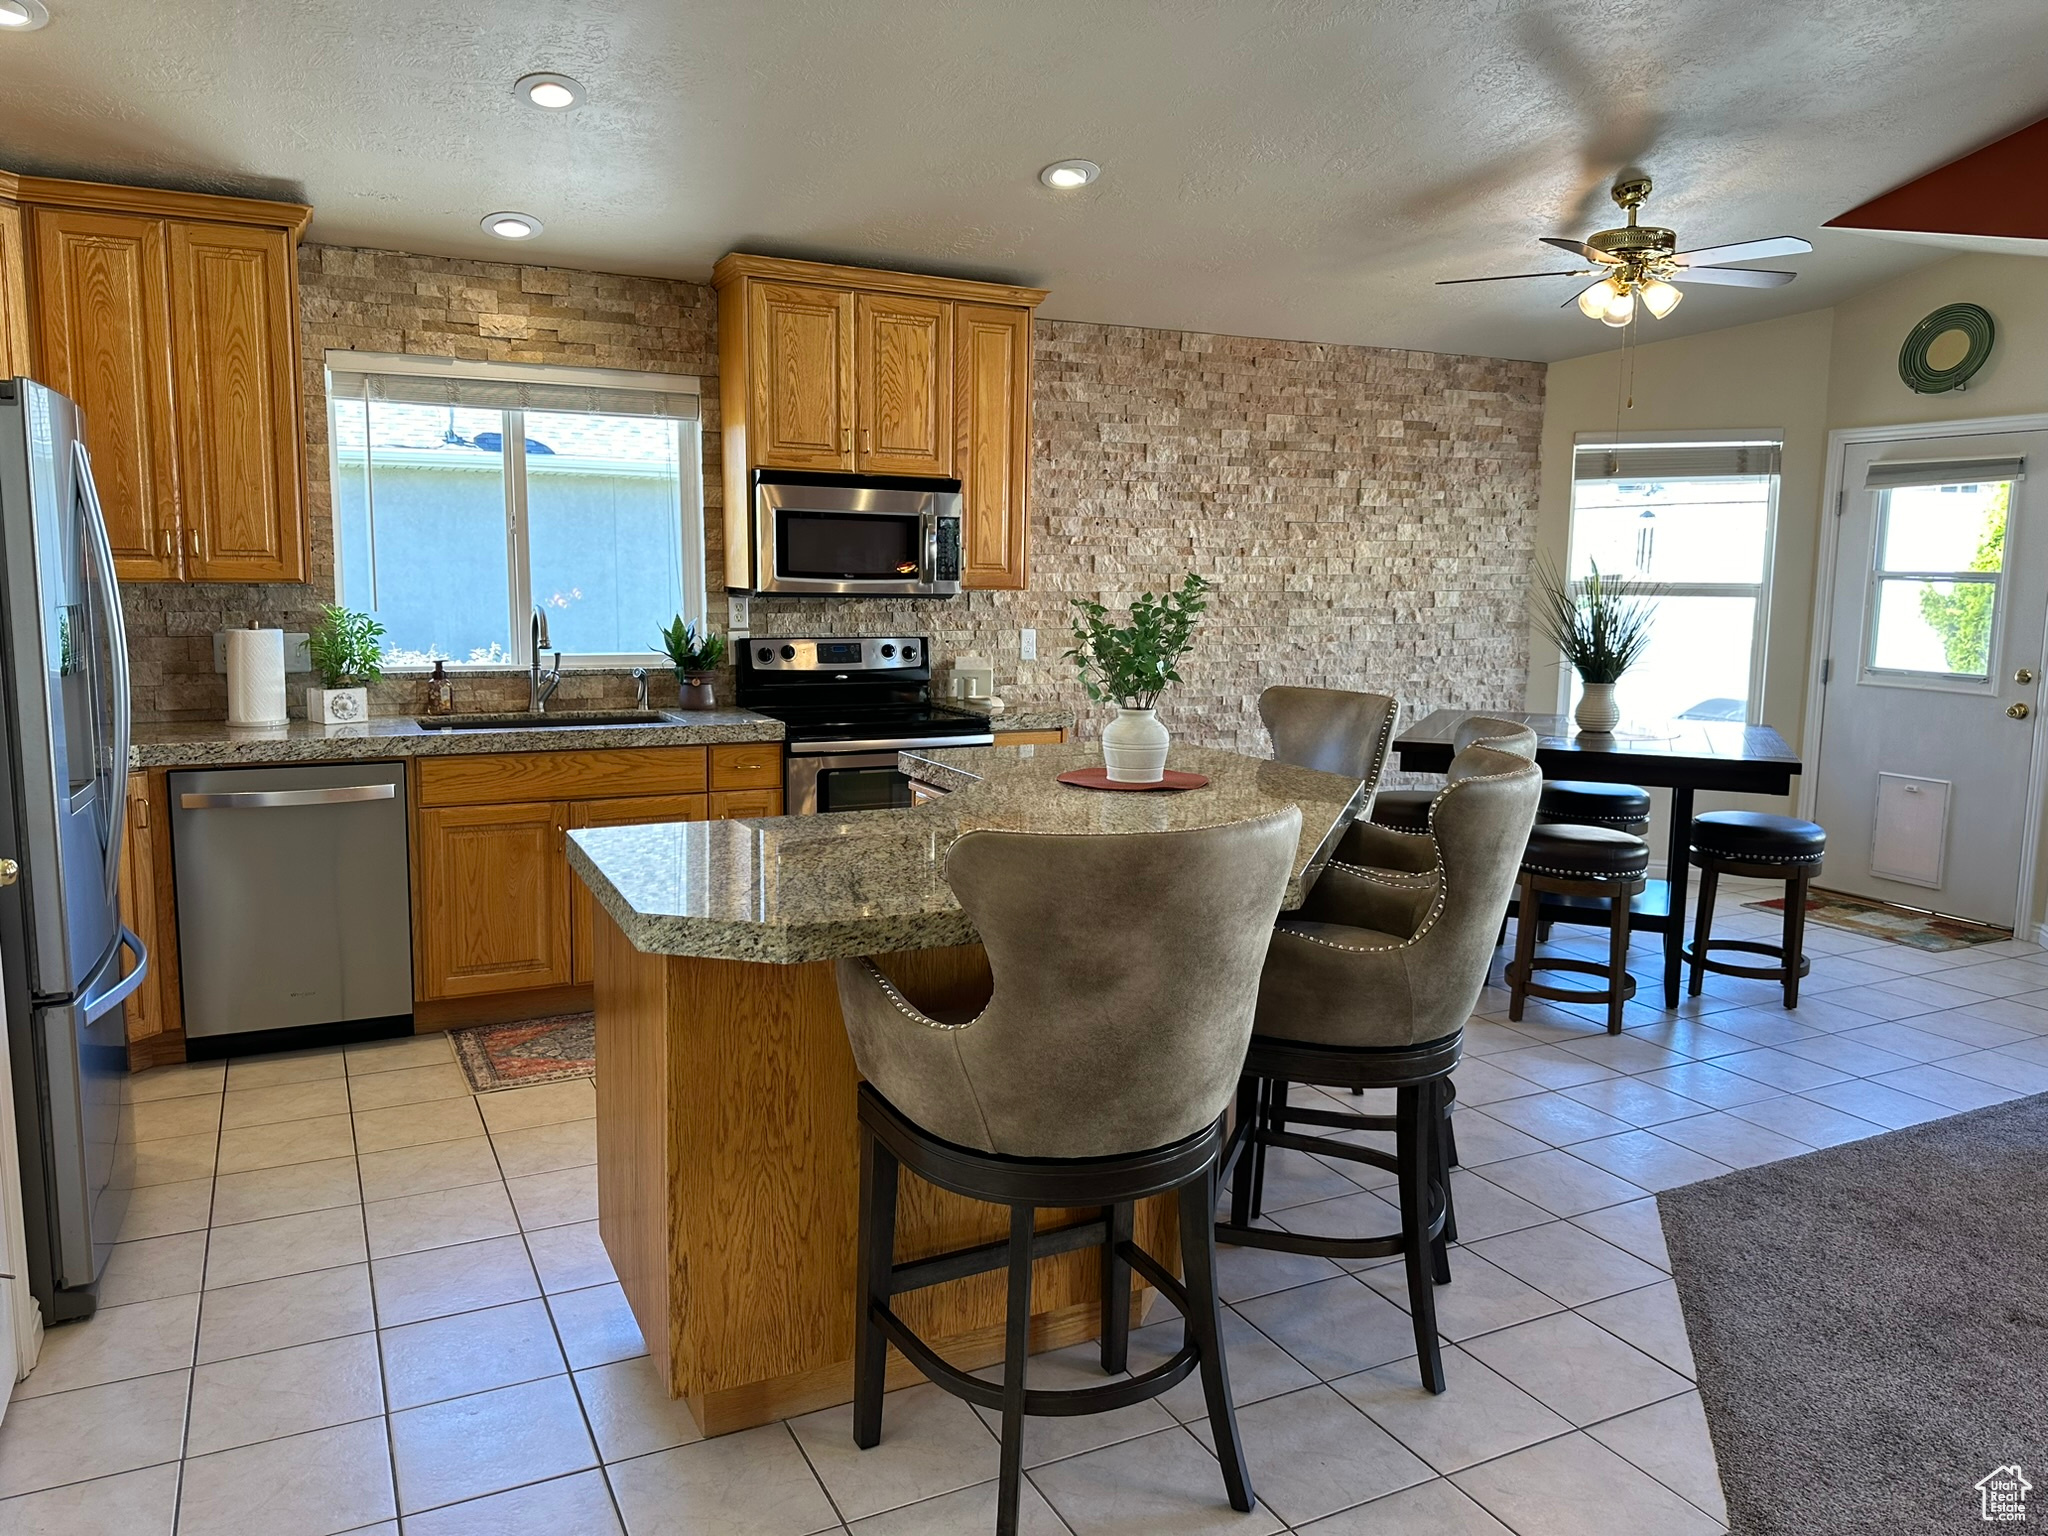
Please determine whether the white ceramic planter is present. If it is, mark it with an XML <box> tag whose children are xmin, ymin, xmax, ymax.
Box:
<box><xmin>1101</xmin><ymin>706</ymin><xmax>1170</xmax><ymax>783</ymax></box>
<box><xmin>306</xmin><ymin>686</ymin><xmax>369</xmax><ymax>724</ymax></box>
<box><xmin>1575</xmin><ymin>681</ymin><xmax>1620</xmax><ymax>734</ymax></box>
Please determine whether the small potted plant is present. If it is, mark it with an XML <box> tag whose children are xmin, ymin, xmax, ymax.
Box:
<box><xmin>659</xmin><ymin>616</ymin><xmax>727</xmax><ymax>710</ymax></box>
<box><xmin>306</xmin><ymin>604</ymin><xmax>384</xmax><ymax>724</ymax></box>
<box><xmin>1067</xmin><ymin>573</ymin><xmax>1212</xmax><ymax>782</ymax></box>
<box><xmin>1533</xmin><ymin>559</ymin><xmax>1660</xmax><ymax>734</ymax></box>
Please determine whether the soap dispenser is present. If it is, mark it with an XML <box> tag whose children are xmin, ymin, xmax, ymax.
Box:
<box><xmin>424</xmin><ymin>659</ymin><xmax>456</xmax><ymax>716</ymax></box>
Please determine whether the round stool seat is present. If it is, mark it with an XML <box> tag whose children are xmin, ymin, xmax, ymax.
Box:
<box><xmin>1370</xmin><ymin>789</ymin><xmax>1434</xmax><ymax>833</ymax></box>
<box><xmin>1537</xmin><ymin>780</ymin><xmax>1652</xmax><ymax>830</ymax></box>
<box><xmin>1523</xmin><ymin>824</ymin><xmax>1651</xmax><ymax>880</ymax></box>
<box><xmin>1692</xmin><ymin>811</ymin><xmax>1825</xmax><ymax>866</ymax></box>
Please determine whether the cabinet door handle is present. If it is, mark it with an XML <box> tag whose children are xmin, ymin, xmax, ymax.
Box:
<box><xmin>841</xmin><ymin>426</ymin><xmax>852</xmax><ymax>453</ymax></box>
<box><xmin>862</xmin><ymin>427</ymin><xmax>871</xmax><ymax>453</ymax></box>
<box><xmin>186</xmin><ymin>529</ymin><xmax>202</xmax><ymax>558</ymax></box>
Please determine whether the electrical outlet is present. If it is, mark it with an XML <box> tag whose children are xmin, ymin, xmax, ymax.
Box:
<box><xmin>727</xmin><ymin>595</ymin><xmax>750</xmax><ymax>634</ymax></box>
<box><xmin>1020</xmin><ymin>628</ymin><xmax>1037</xmax><ymax>662</ymax></box>
<box><xmin>214</xmin><ymin>631</ymin><xmax>311</xmax><ymax>672</ymax></box>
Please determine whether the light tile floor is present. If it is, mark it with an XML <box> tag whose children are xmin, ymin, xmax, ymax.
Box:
<box><xmin>4</xmin><ymin>876</ymin><xmax>2045</xmax><ymax>1533</ymax></box>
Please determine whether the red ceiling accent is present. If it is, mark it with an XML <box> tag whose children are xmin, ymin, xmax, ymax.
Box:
<box><xmin>1827</xmin><ymin>115</ymin><xmax>2048</xmax><ymax>240</ymax></box>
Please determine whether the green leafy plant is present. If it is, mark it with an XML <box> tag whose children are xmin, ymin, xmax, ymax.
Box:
<box><xmin>658</xmin><ymin>616</ymin><xmax>727</xmax><ymax>679</ymax></box>
<box><xmin>1066</xmin><ymin>573</ymin><xmax>1213</xmax><ymax>708</ymax></box>
<box><xmin>1918</xmin><ymin>484</ymin><xmax>2007</xmax><ymax>674</ymax></box>
<box><xmin>308</xmin><ymin>605</ymin><xmax>386</xmax><ymax>688</ymax></box>
<box><xmin>1532</xmin><ymin>559</ymin><xmax>1660</xmax><ymax>684</ymax></box>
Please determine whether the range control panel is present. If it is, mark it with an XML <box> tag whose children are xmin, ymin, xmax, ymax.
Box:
<box><xmin>742</xmin><ymin>637</ymin><xmax>926</xmax><ymax>673</ymax></box>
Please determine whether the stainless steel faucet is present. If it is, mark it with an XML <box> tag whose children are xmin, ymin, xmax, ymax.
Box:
<box><xmin>530</xmin><ymin>606</ymin><xmax>562</xmax><ymax>713</ymax></box>
<box><xmin>631</xmin><ymin>667</ymin><xmax>650</xmax><ymax>711</ymax></box>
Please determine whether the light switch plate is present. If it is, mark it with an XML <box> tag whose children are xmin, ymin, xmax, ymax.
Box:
<box><xmin>213</xmin><ymin>631</ymin><xmax>312</xmax><ymax>673</ymax></box>
<box><xmin>1020</xmin><ymin>628</ymin><xmax>1037</xmax><ymax>662</ymax></box>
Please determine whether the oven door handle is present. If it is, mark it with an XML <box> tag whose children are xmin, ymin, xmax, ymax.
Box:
<box><xmin>787</xmin><ymin>734</ymin><xmax>995</xmax><ymax>755</ymax></box>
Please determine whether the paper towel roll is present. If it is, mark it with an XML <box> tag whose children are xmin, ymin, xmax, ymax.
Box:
<box><xmin>225</xmin><ymin>627</ymin><xmax>289</xmax><ymax>728</ymax></box>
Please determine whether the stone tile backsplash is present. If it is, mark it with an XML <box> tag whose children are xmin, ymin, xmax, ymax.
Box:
<box><xmin>123</xmin><ymin>246</ymin><xmax>1545</xmax><ymax>755</ymax></box>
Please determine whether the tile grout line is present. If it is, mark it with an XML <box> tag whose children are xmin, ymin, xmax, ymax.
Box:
<box><xmin>343</xmin><ymin>1055</ymin><xmax>406</xmax><ymax>1535</ymax></box>
<box><xmin>167</xmin><ymin>1058</ymin><xmax>226</xmax><ymax>1536</ymax></box>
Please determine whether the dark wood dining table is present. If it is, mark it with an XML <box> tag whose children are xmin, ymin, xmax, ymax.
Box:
<box><xmin>1392</xmin><ymin>711</ymin><xmax>1804</xmax><ymax>1007</ymax></box>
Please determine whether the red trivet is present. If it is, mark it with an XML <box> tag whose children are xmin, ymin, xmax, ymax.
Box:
<box><xmin>1056</xmin><ymin>767</ymin><xmax>1210</xmax><ymax>792</ymax></box>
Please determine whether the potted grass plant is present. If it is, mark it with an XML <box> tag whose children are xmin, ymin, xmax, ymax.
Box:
<box><xmin>659</xmin><ymin>616</ymin><xmax>727</xmax><ymax>710</ymax></box>
<box><xmin>1533</xmin><ymin>559</ymin><xmax>1660</xmax><ymax>734</ymax></box>
<box><xmin>1066</xmin><ymin>573</ymin><xmax>1212</xmax><ymax>782</ymax></box>
<box><xmin>306</xmin><ymin>604</ymin><xmax>385</xmax><ymax>724</ymax></box>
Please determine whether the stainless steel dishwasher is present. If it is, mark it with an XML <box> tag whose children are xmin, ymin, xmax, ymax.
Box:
<box><xmin>170</xmin><ymin>761</ymin><xmax>414</xmax><ymax>1052</ymax></box>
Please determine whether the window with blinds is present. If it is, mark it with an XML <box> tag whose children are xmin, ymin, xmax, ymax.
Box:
<box><xmin>1565</xmin><ymin>437</ymin><xmax>1783</xmax><ymax>724</ymax></box>
<box><xmin>324</xmin><ymin>352</ymin><xmax>706</xmax><ymax>668</ymax></box>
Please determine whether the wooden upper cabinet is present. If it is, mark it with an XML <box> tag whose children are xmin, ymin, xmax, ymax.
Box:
<box><xmin>30</xmin><ymin>209</ymin><xmax>180</xmax><ymax>580</ymax></box>
<box><xmin>0</xmin><ymin>201</ymin><xmax>31</xmax><ymax>380</ymax></box>
<box><xmin>856</xmin><ymin>293</ymin><xmax>951</xmax><ymax>476</ymax></box>
<box><xmin>954</xmin><ymin>303</ymin><xmax>1032</xmax><ymax>590</ymax></box>
<box><xmin>168</xmin><ymin>222</ymin><xmax>305</xmax><ymax>582</ymax></box>
<box><xmin>750</xmin><ymin>282</ymin><xmax>854</xmax><ymax>471</ymax></box>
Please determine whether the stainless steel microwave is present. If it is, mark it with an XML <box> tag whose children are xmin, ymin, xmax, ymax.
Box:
<box><xmin>743</xmin><ymin>471</ymin><xmax>962</xmax><ymax>597</ymax></box>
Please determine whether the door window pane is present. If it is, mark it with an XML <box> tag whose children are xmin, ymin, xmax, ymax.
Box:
<box><xmin>523</xmin><ymin>412</ymin><xmax>686</xmax><ymax>657</ymax></box>
<box><xmin>1867</xmin><ymin>481</ymin><xmax>2007</xmax><ymax>679</ymax></box>
<box><xmin>335</xmin><ymin>401</ymin><xmax>512</xmax><ymax>664</ymax></box>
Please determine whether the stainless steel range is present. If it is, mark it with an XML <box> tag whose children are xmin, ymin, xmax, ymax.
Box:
<box><xmin>735</xmin><ymin>636</ymin><xmax>993</xmax><ymax>814</ymax></box>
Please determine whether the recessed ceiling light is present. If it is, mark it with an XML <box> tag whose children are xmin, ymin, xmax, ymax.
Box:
<box><xmin>1039</xmin><ymin>159</ymin><xmax>1100</xmax><ymax>190</ymax></box>
<box><xmin>0</xmin><ymin>0</ymin><xmax>51</xmax><ymax>31</ymax></box>
<box><xmin>514</xmin><ymin>72</ymin><xmax>583</xmax><ymax>110</ymax></box>
<box><xmin>481</xmin><ymin>211</ymin><xmax>544</xmax><ymax>240</ymax></box>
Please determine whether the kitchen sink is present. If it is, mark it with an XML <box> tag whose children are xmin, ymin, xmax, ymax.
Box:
<box><xmin>415</xmin><ymin>710</ymin><xmax>676</xmax><ymax>731</ymax></box>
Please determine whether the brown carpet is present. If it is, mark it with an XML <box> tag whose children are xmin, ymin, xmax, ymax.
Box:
<box><xmin>1658</xmin><ymin>1092</ymin><xmax>2048</xmax><ymax>1535</ymax></box>
<box><xmin>450</xmin><ymin>1012</ymin><xmax>595</xmax><ymax>1092</ymax></box>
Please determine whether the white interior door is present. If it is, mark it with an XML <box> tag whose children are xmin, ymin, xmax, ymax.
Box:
<box><xmin>1813</xmin><ymin>428</ymin><xmax>2048</xmax><ymax>928</ymax></box>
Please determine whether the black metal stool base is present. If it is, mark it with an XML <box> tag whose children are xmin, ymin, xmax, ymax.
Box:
<box><xmin>854</xmin><ymin>1084</ymin><xmax>1252</xmax><ymax>1536</ymax></box>
<box><xmin>1218</xmin><ymin>1032</ymin><xmax>1459</xmax><ymax>1393</ymax></box>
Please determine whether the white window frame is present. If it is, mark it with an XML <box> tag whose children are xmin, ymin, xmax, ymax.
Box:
<box><xmin>1562</xmin><ymin>430</ymin><xmax>1782</xmax><ymax>725</ymax></box>
<box><xmin>324</xmin><ymin>351</ymin><xmax>706</xmax><ymax>671</ymax></box>
<box><xmin>1859</xmin><ymin>481</ymin><xmax>2012</xmax><ymax>695</ymax></box>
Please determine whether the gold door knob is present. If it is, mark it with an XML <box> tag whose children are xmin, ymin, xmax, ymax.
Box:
<box><xmin>0</xmin><ymin>858</ymin><xmax>16</xmax><ymax>886</ymax></box>
<box><xmin>2009</xmin><ymin>702</ymin><xmax>2031</xmax><ymax>720</ymax></box>
<box><xmin>2019</xmin><ymin>668</ymin><xmax>2037</xmax><ymax>685</ymax></box>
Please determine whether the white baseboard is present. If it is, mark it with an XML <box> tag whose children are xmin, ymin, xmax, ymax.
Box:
<box><xmin>2033</xmin><ymin>920</ymin><xmax>2048</xmax><ymax>949</ymax></box>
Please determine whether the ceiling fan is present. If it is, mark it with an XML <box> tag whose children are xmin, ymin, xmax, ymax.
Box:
<box><xmin>1439</xmin><ymin>175</ymin><xmax>1813</xmax><ymax>327</ymax></box>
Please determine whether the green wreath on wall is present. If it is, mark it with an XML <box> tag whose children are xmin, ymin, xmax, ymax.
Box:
<box><xmin>1899</xmin><ymin>303</ymin><xmax>1995</xmax><ymax>394</ymax></box>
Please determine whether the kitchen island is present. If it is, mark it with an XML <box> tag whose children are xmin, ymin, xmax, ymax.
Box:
<box><xmin>567</xmin><ymin>741</ymin><xmax>1365</xmax><ymax>1435</ymax></box>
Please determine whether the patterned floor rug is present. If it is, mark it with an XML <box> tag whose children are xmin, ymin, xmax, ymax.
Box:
<box><xmin>1745</xmin><ymin>887</ymin><xmax>2012</xmax><ymax>952</ymax></box>
<box><xmin>451</xmin><ymin>1012</ymin><xmax>595</xmax><ymax>1092</ymax></box>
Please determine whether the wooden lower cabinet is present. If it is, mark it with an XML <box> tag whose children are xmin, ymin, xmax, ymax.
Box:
<box><xmin>415</xmin><ymin>800</ymin><xmax>572</xmax><ymax>1000</ymax></box>
<box><xmin>569</xmin><ymin>793</ymin><xmax>709</xmax><ymax>986</ymax></box>
<box><xmin>709</xmin><ymin>788</ymin><xmax>783</xmax><ymax>819</ymax></box>
<box><xmin>117</xmin><ymin>775</ymin><xmax>164</xmax><ymax>1045</ymax></box>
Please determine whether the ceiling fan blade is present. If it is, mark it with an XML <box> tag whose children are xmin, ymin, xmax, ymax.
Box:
<box><xmin>1674</xmin><ymin>235</ymin><xmax>1813</xmax><ymax>265</ymax></box>
<box><xmin>1436</xmin><ymin>268</ymin><xmax>1596</xmax><ymax>286</ymax></box>
<box><xmin>1539</xmin><ymin>236</ymin><xmax>1595</xmax><ymax>258</ymax></box>
<box><xmin>1671</xmin><ymin>266</ymin><xmax>1798</xmax><ymax>288</ymax></box>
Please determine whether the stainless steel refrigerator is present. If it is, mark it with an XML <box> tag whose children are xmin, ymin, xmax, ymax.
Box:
<box><xmin>0</xmin><ymin>379</ymin><xmax>146</xmax><ymax>1322</ymax></box>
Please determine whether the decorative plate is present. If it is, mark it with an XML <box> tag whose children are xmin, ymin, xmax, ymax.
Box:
<box><xmin>1899</xmin><ymin>303</ymin><xmax>1994</xmax><ymax>394</ymax></box>
<box><xmin>1056</xmin><ymin>767</ymin><xmax>1209</xmax><ymax>792</ymax></box>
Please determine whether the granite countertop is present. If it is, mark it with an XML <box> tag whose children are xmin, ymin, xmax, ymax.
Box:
<box><xmin>567</xmin><ymin>741</ymin><xmax>1365</xmax><ymax>965</ymax></box>
<box><xmin>130</xmin><ymin>709</ymin><xmax>783</xmax><ymax>769</ymax></box>
<box><xmin>934</xmin><ymin>700</ymin><xmax>1077</xmax><ymax>734</ymax></box>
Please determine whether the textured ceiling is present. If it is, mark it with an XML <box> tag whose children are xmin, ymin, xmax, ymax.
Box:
<box><xmin>2</xmin><ymin>0</ymin><xmax>2045</xmax><ymax>362</ymax></box>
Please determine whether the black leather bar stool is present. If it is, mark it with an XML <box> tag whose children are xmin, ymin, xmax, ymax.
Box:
<box><xmin>836</xmin><ymin>812</ymin><xmax>1301</xmax><ymax>1536</ymax></box>
<box><xmin>1537</xmin><ymin>780</ymin><xmax>1652</xmax><ymax>836</ymax></box>
<box><xmin>1508</xmin><ymin>824</ymin><xmax>1650</xmax><ymax>1033</ymax></box>
<box><xmin>1685</xmin><ymin>811</ymin><xmax>1826</xmax><ymax>1008</ymax></box>
<box><xmin>1223</xmin><ymin>727</ymin><xmax>1542</xmax><ymax>1394</ymax></box>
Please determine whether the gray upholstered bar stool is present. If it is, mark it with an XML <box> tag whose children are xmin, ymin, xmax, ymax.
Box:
<box><xmin>1507</xmin><ymin>824</ymin><xmax>1651</xmax><ymax>1033</ymax></box>
<box><xmin>1359</xmin><ymin>716</ymin><xmax>1540</xmax><ymax>860</ymax></box>
<box><xmin>1685</xmin><ymin>811</ymin><xmax>1826</xmax><ymax>1008</ymax></box>
<box><xmin>836</xmin><ymin>811</ymin><xmax>1301</xmax><ymax>1536</ymax></box>
<box><xmin>1221</xmin><ymin>730</ymin><xmax>1542</xmax><ymax>1393</ymax></box>
<box><xmin>1259</xmin><ymin>685</ymin><xmax>1399</xmax><ymax>785</ymax></box>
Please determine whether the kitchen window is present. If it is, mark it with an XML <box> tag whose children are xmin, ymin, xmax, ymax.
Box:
<box><xmin>325</xmin><ymin>352</ymin><xmax>705</xmax><ymax>668</ymax></box>
<box><xmin>1565</xmin><ymin>436</ymin><xmax>1781</xmax><ymax>723</ymax></box>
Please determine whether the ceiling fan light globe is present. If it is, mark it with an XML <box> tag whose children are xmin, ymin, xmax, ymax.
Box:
<box><xmin>1601</xmin><ymin>288</ymin><xmax>1636</xmax><ymax>326</ymax></box>
<box><xmin>1640</xmin><ymin>279</ymin><xmax>1682</xmax><ymax>319</ymax></box>
<box><xmin>1578</xmin><ymin>276</ymin><xmax>1624</xmax><ymax>321</ymax></box>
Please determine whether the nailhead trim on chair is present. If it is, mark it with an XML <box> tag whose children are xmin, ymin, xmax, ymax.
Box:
<box><xmin>1693</xmin><ymin>847</ymin><xmax>1825</xmax><ymax>866</ymax></box>
<box><xmin>1538</xmin><ymin>812</ymin><xmax>1650</xmax><ymax>829</ymax></box>
<box><xmin>856</xmin><ymin>957</ymin><xmax>980</xmax><ymax>1031</ymax></box>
